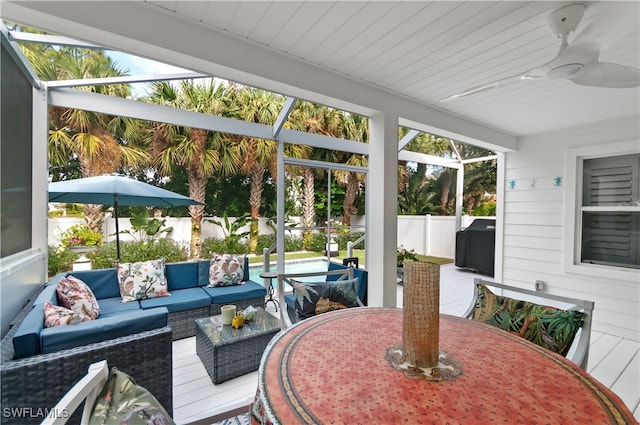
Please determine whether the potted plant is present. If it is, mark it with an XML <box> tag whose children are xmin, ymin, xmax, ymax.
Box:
<box><xmin>59</xmin><ymin>224</ymin><xmax>103</xmax><ymax>261</ymax></box>
<box><xmin>396</xmin><ymin>246</ymin><xmax>418</xmax><ymax>284</ymax></box>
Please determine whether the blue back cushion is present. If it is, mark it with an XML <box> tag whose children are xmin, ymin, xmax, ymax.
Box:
<box><xmin>69</xmin><ymin>268</ymin><xmax>119</xmax><ymax>299</ymax></box>
<box><xmin>327</xmin><ymin>262</ymin><xmax>368</xmax><ymax>305</ymax></box>
<box><xmin>12</xmin><ymin>304</ymin><xmax>45</xmax><ymax>359</ymax></box>
<box><xmin>165</xmin><ymin>261</ymin><xmax>198</xmax><ymax>290</ymax></box>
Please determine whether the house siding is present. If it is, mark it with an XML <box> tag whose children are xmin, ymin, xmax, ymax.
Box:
<box><xmin>502</xmin><ymin>116</ymin><xmax>640</xmax><ymax>341</ymax></box>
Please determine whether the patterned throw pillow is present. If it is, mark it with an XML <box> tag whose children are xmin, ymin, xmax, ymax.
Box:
<box><xmin>208</xmin><ymin>253</ymin><xmax>245</xmax><ymax>287</ymax></box>
<box><xmin>91</xmin><ymin>367</ymin><xmax>174</xmax><ymax>425</ymax></box>
<box><xmin>43</xmin><ymin>301</ymin><xmax>89</xmax><ymax>327</ymax></box>
<box><xmin>291</xmin><ymin>277</ymin><xmax>360</xmax><ymax>320</ymax></box>
<box><xmin>57</xmin><ymin>275</ymin><xmax>100</xmax><ymax>320</ymax></box>
<box><xmin>473</xmin><ymin>284</ymin><xmax>585</xmax><ymax>356</ymax></box>
<box><xmin>117</xmin><ymin>258</ymin><xmax>169</xmax><ymax>302</ymax></box>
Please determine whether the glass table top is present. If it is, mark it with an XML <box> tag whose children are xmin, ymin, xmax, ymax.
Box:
<box><xmin>195</xmin><ymin>307</ymin><xmax>280</xmax><ymax>345</ymax></box>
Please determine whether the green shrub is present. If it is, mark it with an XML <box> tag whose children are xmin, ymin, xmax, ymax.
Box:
<box><xmin>306</xmin><ymin>232</ymin><xmax>328</xmax><ymax>252</ymax></box>
<box><xmin>255</xmin><ymin>234</ymin><xmax>276</xmax><ymax>253</ymax></box>
<box><xmin>202</xmin><ymin>237</ymin><xmax>248</xmax><ymax>257</ymax></box>
<box><xmin>335</xmin><ymin>231</ymin><xmax>365</xmax><ymax>251</ymax></box>
<box><xmin>48</xmin><ymin>245</ymin><xmax>77</xmax><ymax>276</ymax></box>
<box><xmin>89</xmin><ymin>239</ymin><xmax>188</xmax><ymax>268</ymax></box>
<box><xmin>284</xmin><ymin>235</ymin><xmax>304</xmax><ymax>252</ymax></box>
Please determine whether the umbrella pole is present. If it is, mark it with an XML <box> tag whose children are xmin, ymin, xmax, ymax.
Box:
<box><xmin>114</xmin><ymin>195</ymin><xmax>121</xmax><ymax>262</ymax></box>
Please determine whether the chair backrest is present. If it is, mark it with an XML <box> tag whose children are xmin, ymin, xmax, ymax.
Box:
<box><xmin>277</xmin><ymin>268</ymin><xmax>362</xmax><ymax>329</ymax></box>
<box><xmin>464</xmin><ymin>278</ymin><xmax>594</xmax><ymax>370</ymax></box>
<box><xmin>41</xmin><ymin>360</ymin><xmax>109</xmax><ymax>425</ymax></box>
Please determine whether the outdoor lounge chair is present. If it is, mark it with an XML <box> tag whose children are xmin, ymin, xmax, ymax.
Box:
<box><xmin>277</xmin><ymin>267</ymin><xmax>365</xmax><ymax>329</ymax></box>
<box><xmin>463</xmin><ymin>278</ymin><xmax>594</xmax><ymax>370</ymax></box>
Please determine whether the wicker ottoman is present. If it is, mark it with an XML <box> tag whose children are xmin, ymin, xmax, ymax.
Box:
<box><xmin>195</xmin><ymin>307</ymin><xmax>280</xmax><ymax>384</ymax></box>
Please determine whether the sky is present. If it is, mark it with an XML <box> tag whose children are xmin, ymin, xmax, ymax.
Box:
<box><xmin>105</xmin><ymin>50</ymin><xmax>198</xmax><ymax>98</ymax></box>
<box><xmin>105</xmin><ymin>50</ymin><xmax>228</xmax><ymax>99</ymax></box>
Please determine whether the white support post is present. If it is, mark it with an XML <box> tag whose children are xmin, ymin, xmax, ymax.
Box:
<box><xmin>32</xmin><ymin>85</ymin><xmax>48</xmax><ymax>275</ymax></box>
<box><xmin>367</xmin><ymin>112</ymin><xmax>398</xmax><ymax>308</ymax></box>
<box><xmin>276</xmin><ymin>140</ymin><xmax>285</xmax><ymax>275</ymax></box>
<box><xmin>455</xmin><ymin>166</ymin><xmax>464</xmax><ymax>232</ymax></box>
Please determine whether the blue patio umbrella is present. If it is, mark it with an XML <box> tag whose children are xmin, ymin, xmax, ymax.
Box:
<box><xmin>48</xmin><ymin>175</ymin><xmax>202</xmax><ymax>261</ymax></box>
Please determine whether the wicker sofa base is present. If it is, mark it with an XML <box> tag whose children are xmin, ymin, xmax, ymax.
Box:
<box><xmin>169</xmin><ymin>306</ymin><xmax>211</xmax><ymax>340</ymax></box>
<box><xmin>168</xmin><ymin>297</ymin><xmax>267</xmax><ymax>341</ymax></box>
<box><xmin>210</xmin><ymin>296</ymin><xmax>265</xmax><ymax>317</ymax></box>
<box><xmin>0</xmin><ymin>326</ymin><xmax>173</xmax><ymax>425</ymax></box>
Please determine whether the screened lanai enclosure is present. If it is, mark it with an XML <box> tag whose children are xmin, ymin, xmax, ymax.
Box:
<box><xmin>1</xmin><ymin>1</ymin><xmax>638</xmax><ymax>422</ymax></box>
<box><xmin>1</xmin><ymin>22</ymin><xmax>497</xmax><ymax>331</ymax></box>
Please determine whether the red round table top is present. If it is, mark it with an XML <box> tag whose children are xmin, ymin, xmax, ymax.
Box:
<box><xmin>253</xmin><ymin>308</ymin><xmax>635</xmax><ymax>425</ymax></box>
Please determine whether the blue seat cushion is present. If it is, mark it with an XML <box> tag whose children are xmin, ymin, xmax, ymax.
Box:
<box><xmin>140</xmin><ymin>287</ymin><xmax>210</xmax><ymax>312</ymax></box>
<box><xmin>41</xmin><ymin>307</ymin><xmax>168</xmax><ymax>354</ymax></box>
<box><xmin>98</xmin><ymin>296</ymin><xmax>141</xmax><ymax>317</ymax></box>
<box><xmin>202</xmin><ymin>280</ymin><xmax>266</xmax><ymax>305</ymax></box>
<box><xmin>165</xmin><ymin>261</ymin><xmax>198</xmax><ymax>290</ymax></box>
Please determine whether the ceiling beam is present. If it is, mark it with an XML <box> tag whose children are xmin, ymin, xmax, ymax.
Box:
<box><xmin>399</xmin><ymin>150</ymin><xmax>461</xmax><ymax>169</ymax></box>
<box><xmin>46</xmin><ymin>73</ymin><xmax>210</xmax><ymax>88</ymax></box>
<box><xmin>48</xmin><ymin>88</ymin><xmax>274</xmax><ymax>140</ymax></box>
<box><xmin>2</xmin><ymin>0</ymin><xmax>518</xmax><ymax>153</ymax></box>
<box><xmin>273</xmin><ymin>97</ymin><xmax>296</xmax><ymax>139</ymax></box>
<box><xmin>279</xmin><ymin>129</ymin><xmax>368</xmax><ymax>156</ymax></box>
<box><xmin>398</xmin><ymin>129</ymin><xmax>420</xmax><ymax>152</ymax></box>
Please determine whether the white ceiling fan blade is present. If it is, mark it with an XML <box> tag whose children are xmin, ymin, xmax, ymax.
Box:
<box><xmin>440</xmin><ymin>74</ymin><xmax>526</xmax><ymax>102</ymax></box>
<box><xmin>571</xmin><ymin>2</ymin><xmax>640</xmax><ymax>53</ymax></box>
<box><xmin>571</xmin><ymin>62</ymin><xmax>640</xmax><ymax>88</ymax></box>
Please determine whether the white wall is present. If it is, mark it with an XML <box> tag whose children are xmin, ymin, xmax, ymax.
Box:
<box><xmin>503</xmin><ymin>116</ymin><xmax>640</xmax><ymax>341</ymax></box>
<box><xmin>51</xmin><ymin>214</ymin><xmax>488</xmax><ymax>259</ymax></box>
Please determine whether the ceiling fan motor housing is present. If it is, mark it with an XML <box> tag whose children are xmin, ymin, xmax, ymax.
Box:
<box><xmin>548</xmin><ymin>4</ymin><xmax>585</xmax><ymax>38</ymax></box>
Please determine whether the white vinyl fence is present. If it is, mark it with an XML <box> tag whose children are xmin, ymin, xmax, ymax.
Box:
<box><xmin>49</xmin><ymin>215</ymin><xmax>494</xmax><ymax>259</ymax></box>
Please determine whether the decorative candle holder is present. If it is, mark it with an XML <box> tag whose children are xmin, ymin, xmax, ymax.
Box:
<box><xmin>402</xmin><ymin>261</ymin><xmax>440</xmax><ymax>368</ymax></box>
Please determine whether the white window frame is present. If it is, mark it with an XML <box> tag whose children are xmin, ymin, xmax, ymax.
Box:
<box><xmin>564</xmin><ymin>140</ymin><xmax>640</xmax><ymax>282</ymax></box>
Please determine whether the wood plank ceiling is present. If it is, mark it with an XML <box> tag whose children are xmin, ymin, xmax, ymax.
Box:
<box><xmin>144</xmin><ymin>0</ymin><xmax>640</xmax><ymax>137</ymax></box>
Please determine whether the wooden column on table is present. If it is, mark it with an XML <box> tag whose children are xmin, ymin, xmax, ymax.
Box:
<box><xmin>402</xmin><ymin>261</ymin><xmax>440</xmax><ymax>368</ymax></box>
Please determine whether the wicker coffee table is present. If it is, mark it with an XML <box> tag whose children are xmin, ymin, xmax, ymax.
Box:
<box><xmin>195</xmin><ymin>307</ymin><xmax>280</xmax><ymax>384</ymax></box>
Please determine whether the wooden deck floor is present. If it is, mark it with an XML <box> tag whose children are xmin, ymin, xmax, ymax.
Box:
<box><xmin>172</xmin><ymin>264</ymin><xmax>640</xmax><ymax>424</ymax></box>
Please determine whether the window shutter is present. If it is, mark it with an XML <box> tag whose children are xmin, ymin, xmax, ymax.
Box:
<box><xmin>581</xmin><ymin>154</ymin><xmax>639</xmax><ymax>268</ymax></box>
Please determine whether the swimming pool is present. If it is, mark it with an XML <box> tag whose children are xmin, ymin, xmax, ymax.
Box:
<box><xmin>248</xmin><ymin>258</ymin><xmax>334</xmax><ymax>286</ymax></box>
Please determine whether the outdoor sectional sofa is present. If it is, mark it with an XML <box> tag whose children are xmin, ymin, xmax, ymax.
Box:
<box><xmin>0</xmin><ymin>257</ymin><xmax>266</xmax><ymax>425</ymax></box>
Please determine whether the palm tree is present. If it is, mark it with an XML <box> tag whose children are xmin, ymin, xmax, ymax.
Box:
<box><xmin>20</xmin><ymin>38</ymin><xmax>148</xmax><ymax>230</ymax></box>
<box><xmin>288</xmin><ymin>102</ymin><xmax>343</xmax><ymax>245</ymax></box>
<box><xmin>147</xmin><ymin>80</ymin><xmax>241</xmax><ymax>259</ymax></box>
<box><xmin>405</xmin><ymin>133</ymin><xmax>453</xmax><ymax>215</ymax></box>
<box><xmin>234</xmin><ymin>87</ymin><xmax>283</xmax><ymax>253</ymax></box>
<box><xmin>337</xmin><ymin>113</ymin><xmax>368</xmax><ymax>226</ymax></box>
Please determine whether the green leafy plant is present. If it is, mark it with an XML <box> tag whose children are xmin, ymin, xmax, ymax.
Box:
<box><xmin>119</xmin><ymin>208</ymin><xmax>173</xmax><ymax>247</ymax></box>
<box><xmin>397</xmin><ymin>246</ymin><xmax>418</xmax><ymax>267</ymax></box>
<box><xmin>59</xmin><ymin>224</ymin><xmax>103</xmax><ymax>248</ymax></box>
<box><xmin>47</xmin><ymin>245</ymin><xmax>77</xmax><ymax>276</ymax></box>
<box><xmin>207</xmin><ymin>212</ymin><xmax>250</xmax><ymax>247</ymax></box>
